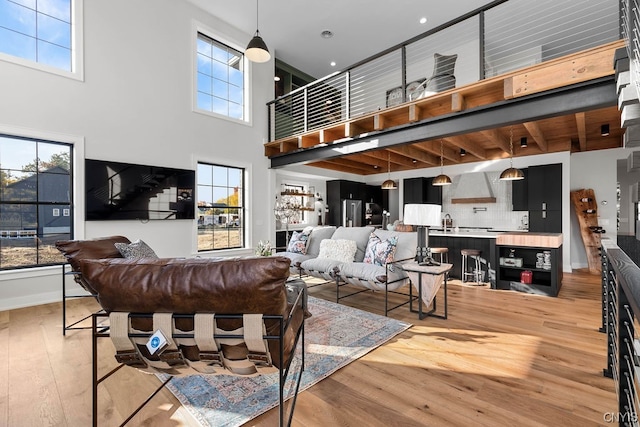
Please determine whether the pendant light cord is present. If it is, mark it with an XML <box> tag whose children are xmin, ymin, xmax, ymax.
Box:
<box><xmin>509</xmin><ymin>126</ymin><xmax>514</xmax><ymax>168</ymax></box>
<box><xmin>440</xmin><ymin>140</ymin><xmax>444</xmax><ymax>173</ymax></box>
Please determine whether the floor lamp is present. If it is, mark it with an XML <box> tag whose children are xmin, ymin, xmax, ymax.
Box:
<box><xmin>404</xmin><ymin>204</ymin><xmax>442</xmax><ymax>265</ymax></box>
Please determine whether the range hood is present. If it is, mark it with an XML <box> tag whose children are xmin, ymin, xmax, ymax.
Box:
<box><xmin>450</xmin><ymin>172</ymin><xmax>496</xmax><ymax>204</ymax></box>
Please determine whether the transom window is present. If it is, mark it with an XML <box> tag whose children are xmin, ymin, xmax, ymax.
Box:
<box><xmin>0</xmin><ymin>134</ymin><xmax>72</xmax><ymax>270</ymax></box>
<box><xmin>196</xmin><ymin>32</ymin><xmax>245</xmax><ymax>121</ymax></box>
<box><xmin>0</xmin><ymin>0</ymin><xmax>75</xmax><ymax>72</ymax></box>
<box><xmin>197</xmin><ymin>163</ymin><xmax>245</xmax><ymax>251</ymax></box>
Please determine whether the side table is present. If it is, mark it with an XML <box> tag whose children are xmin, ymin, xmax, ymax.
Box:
<box><xmin>402</xmin><ymin>262</ymin><xmax>453</xmax><ymax>320</ymax></box>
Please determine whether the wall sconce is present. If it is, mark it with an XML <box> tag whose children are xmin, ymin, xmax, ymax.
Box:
<box><xmin>601</xmin><ymin>124</ymin><xmax>610</xmax><ymax>137</ymax></box>
<box><xmin>520</xmin><ymin>137</ymin><xmax>527</xmax><ymax>148</ymax></box>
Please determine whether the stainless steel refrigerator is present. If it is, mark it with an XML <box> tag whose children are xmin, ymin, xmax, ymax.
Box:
<box><xmin>342</xmin><ymin>199</ymin><xmax>362</xmax><ymax>227</ymax></box>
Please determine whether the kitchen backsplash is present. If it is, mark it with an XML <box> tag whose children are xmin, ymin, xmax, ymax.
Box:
<box><xmin>440</xmin><ymin>171</ymin><xmax>528</xmax><ymax>231</ymax></box>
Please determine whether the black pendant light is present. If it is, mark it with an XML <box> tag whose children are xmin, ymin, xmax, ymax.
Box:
<box><xmin>499</xmin><ymin>126</ymin><xmax>524</xmax><ymax>181</ymax></box>
<box><xmin>381</xmin><ymin>151</ymin><xmax>397</xmax><ymax>189</ymax></box>
<box><xmin>246</xmin><ymin>0</ymin><xmax>270</xmax><ymax>63</ymax></box>
<box><xmin>433</xmin><ymin>140</ymin><xmax>452</xmax><ymax>186</ymax></box>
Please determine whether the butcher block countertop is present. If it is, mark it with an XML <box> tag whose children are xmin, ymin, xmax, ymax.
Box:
<box><xmin>496</xmin><ymin>232</ymin><xmax>563</xmax><ymax>248</ymax></box>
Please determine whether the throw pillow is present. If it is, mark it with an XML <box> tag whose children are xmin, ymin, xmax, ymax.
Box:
<box><xmin>363</xmin><ymin>233</ymin><xmax>398</xmax><ymax>268</ymax></box>
<box><xmin>432</xmin><ymin>53</ymin><xmax>457</xmax><ymax>77</ymax></box>
<box><xmin>317</xmin><ymin>239</ymin><xmax>357</xmax><ymax>263</ymax></box>
<box><xmin>114</xmin><ymin>239</ymin><xmax>159</xmax><ymax>259</ymax></box>
<box><xmin>286</xmin><ymin>230</ymin><xmax>310</xmax><ymax>254</ymax></box>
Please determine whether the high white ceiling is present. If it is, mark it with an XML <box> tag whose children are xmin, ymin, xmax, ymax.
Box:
<box><xmin>187</xmin><ymin>0</ymin><xmax>493</xmax><ymax>79</ymax></box>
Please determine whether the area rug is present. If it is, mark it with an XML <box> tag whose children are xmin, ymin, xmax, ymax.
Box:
<box><xmin>160</xmin><ymin>296</ymin><xmax>411</xmax><ymax>427</ymax></box>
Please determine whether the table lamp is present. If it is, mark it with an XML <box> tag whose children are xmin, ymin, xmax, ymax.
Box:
<box><xmin>404</xmin><ymin>204</ymin><xmax>442</xmax><ymax>265</ymax></box>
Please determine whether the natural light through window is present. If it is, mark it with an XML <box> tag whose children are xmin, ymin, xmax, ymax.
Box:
<box><xmin>196</xmin><ymin>162</ymin><xmax>245</xmax><ymax>251</ymax></box>
<box><xmin>0</xmin><ymin>0</ymin><xmax>75</xmax><ymax>72</ymax></box>
<box><xmin>196</xmin><ymin>32</ymin><xmax>245</xmax><ymax>121</ymax></box>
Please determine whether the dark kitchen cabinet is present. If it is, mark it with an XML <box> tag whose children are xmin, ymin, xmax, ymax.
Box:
<box><xmin>326</xmin><ymin>180</ymin><xmax>368</xmax><ymax>226</ymax></box>
<box><xmin>403</xmin><ymin>177</ymin><xmax>442</xmax><ymax>206</ymax></box>
<box><xmin>527</xmin><ymin>164</ymin><xmax>562</xmax><ymax>233</ymax></box>
<box><xmin>528</xmin><ymin>164</ymin><xmax>562</xmax><ymax>211</ymax></box>
<box><xmin>511</xmin><ymin>168</ymin><xmax>529</xmax><ymax>211</ymax></box>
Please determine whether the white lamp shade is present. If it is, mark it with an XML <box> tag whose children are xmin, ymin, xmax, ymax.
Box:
<box><xmin>403</xmin><ymin>204</ymin><xmax>441</xmax><ymax>227</ymax></box>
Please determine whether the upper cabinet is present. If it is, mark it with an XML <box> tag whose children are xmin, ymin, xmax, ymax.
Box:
<box><xmin>527</xmin><ymin>164</ymin><xmax>562</xmax><ymax>233</ymax></box>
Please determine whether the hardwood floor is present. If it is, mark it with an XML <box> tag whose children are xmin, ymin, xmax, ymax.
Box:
<box><xmin>0</xmin><ymin>270</ymin><xmax>615</xmax><ymax>426</ymax></box>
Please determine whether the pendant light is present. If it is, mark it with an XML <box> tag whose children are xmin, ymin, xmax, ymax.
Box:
<box><xmin>499</xmin><ymin>126</ymin><xmax>525</xmax><ymax>181</ymax></box>
<box><xmin>432</xmin><ymin>140</ymin><xmax>452</xmax><ymax>186</ymax></box>
<box><xmin>245</xmin><ymin>0</ymin><xmax>271</xmax><ymax>63</ymax></box>
<box><xmin>381</xmin><ymin>151</ymin><xmax>397</xmax><ymax>189</ymax></box>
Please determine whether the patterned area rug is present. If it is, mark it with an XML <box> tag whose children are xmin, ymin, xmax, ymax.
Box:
<box><xmin>161</xmin><ymin>296</ymin><xmax>411</xmax><ymax>427</ymax></box>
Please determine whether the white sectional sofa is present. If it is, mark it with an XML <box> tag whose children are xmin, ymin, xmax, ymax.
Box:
<box><xmin>279</xmin><ymin>225</ymin><xmax>418</xmax><ymax>315</ymax></box>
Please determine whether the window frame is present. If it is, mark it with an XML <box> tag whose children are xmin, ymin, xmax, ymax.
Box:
<box><xmin>0</xmin><ymin>0</ymin><xmax>84</xmax><ymax>81</ymax></box>
<box><xmin>196</xmin><ymin>161</ymin><xmax>247</xmax><ymax>253</ymax></box>
<box><xmin>192</xmin><ymin>20</ymin><xmax>251</xmax><ymax>125</ymax></box>
<box><xmin>0</xmin><ymin>132</ymin><xmax>75</xmax><ymax>271</ymax></box>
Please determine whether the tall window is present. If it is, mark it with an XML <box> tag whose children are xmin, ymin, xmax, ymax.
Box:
<box><xmin>197</xmin><ymin>162</ymin><xmax>244</xmax><ymax>251</ymax></box>
<box><xmin>0</xmin><ymin>134</ymin><xmax>72</xmax><ymax>269</ymax></box>
<box><xmin>196</xmin><ymin>32</ymin><xmax>245</xmax><ymax>121</ymax></box>
<box><xmin>0</xmin><ymin>0</ymin><xmax>76</xmax><ymax>73</ymax></box>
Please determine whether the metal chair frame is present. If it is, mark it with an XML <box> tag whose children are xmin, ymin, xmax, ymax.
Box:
<box><xmin>91</xmin><ymin>291</ymin><xmax>305</xmax><ymax>427</ymax></box>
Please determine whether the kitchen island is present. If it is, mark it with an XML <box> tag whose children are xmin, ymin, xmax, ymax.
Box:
<box><xmin>429</xmin><ymin>230</ymin><xmax>499</xmax><ymax>287</ymax></box>
<box><xmin>429</xmin><ymin>230</ymin><xmax>563</xmax><ymax>296</ymax></box>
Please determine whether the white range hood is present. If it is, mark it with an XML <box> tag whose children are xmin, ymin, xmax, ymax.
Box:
<box><xmin>450</xmin><ymin>172</ymin><xmax>496</xmax><ymax>204</ymax></box>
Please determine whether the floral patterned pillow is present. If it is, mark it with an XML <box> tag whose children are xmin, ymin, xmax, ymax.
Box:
<box><xmin>363</xmin><ymin>233</ymin><xmax>398</xmax><ymax>268</ymax></box>
<box><xmin>286</xmin><ymin>230</ymin><xmax>310</xmax><ymax>254</ymax></box>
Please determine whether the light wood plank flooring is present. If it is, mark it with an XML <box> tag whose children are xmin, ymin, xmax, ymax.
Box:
<box><xmin>0</xmin><ymin>269</ymin><xmax>615</xmax><ymax>426</ymax></box>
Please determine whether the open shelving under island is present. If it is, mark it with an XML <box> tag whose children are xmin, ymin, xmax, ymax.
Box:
<box><xmin>495</xmin><ymin>232</ymin><xmax>563</xmax><ymax>297</ymax></box>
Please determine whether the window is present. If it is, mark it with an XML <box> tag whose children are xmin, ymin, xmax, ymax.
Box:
<box><xmin>0</xmin><ymin>134</ymin><xmax>72</xmax><ymax>269</ymax></box>
<box><xmin>0</xmin><ymin>0</ymin><xmax>81</xmax><ymax>75</ymax></box>
<box><xmin>197</xmin><ymin>162</ymin><xmax>245</xmax><ymax>251</ymax></box>
<box><xmin>196</xmin><ymin>32</ymin><xmax>245</xmax><ymax>121</ymax></box>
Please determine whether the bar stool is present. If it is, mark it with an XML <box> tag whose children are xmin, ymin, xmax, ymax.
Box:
<box><xmin>461</xmin><ymin>248</ymin><xmax>482</xmax><ymax>285</ymax></box>
<box><xmin>430</xmin><ymin>247</ymin><xmax>449</xmax><ymax>264</ymax></box>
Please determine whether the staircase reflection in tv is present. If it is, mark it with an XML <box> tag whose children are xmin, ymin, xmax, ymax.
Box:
<box><xmin>85</xmin><ymin>159</ymin><xmax>195</xmax><ymax>220</ymax></box>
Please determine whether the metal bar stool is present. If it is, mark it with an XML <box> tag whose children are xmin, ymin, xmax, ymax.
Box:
<box><xmin>430</xmin><ymin>247</ymin><xmax>449</xmax><ymax>264</ymax></box>
<box><xmin>461</xmin><ymin>248</ymin><xmax>482</xmax><ymax>285</ymax></box>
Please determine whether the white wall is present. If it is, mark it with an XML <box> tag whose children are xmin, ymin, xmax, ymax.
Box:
<box><xmin>569</xmin><ymin>148</ymin><xmax>625</xmax><ymax>269</ymax></box>
<box><xmin>0</xmin><ymin>0</ymin><xmax>274</xmax><ymax>310</ymax></box>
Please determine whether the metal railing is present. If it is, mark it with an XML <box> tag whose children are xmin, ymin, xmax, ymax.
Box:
<box><xmin>267</xmin><ymin>0</ymin><xmax>621</xmax><ymax>142</ymax></box>
<box><xmin>602</xmin><ymin>241</ymin><xmax>640</xmax><ymax>426</ymax></box>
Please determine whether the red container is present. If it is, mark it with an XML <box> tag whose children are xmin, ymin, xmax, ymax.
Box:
<box><xmin>520</xmin><ymin>270</ymin><xmax>533</xmax><ymax>284</ymax></box>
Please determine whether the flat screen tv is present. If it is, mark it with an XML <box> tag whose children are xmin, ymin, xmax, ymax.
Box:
<box><xmin>85</xmin><ymin>159</ymin><xmax>195</xmax><ymax>220</ymax></box>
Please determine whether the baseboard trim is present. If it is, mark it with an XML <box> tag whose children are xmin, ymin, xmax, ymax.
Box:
<box><xmin>0</xmin><ymin>290</ymin><xmax>62</xmax><ymax>312</ymax></box>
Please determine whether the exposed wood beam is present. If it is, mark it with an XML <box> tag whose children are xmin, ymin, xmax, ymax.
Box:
<box><xmin>479</xmin><ymin>128</ymin><xmax>510</xmax><ymax>154</ymax></box>
<box><xmin>444</xmin><ymin>135</ymin><xmax>487</xmax><ymax>159</ymax></box>
<box><xmin>269</xmin><ymin>77</ymin><xmax>616</xmax><ymax>168</ymax></box>
<box><xmin>364</xmin><ymin>150</ymin><xmax>417</xmax><ymax>168</ymax></box>
<box><xmin>575</xmin><ymin>112</ymin><xmax>587</xmax><ymax>151</ymax></box>
<box><xmin>323</xmin><ymin>157</ymin><xmax>380</xmax><ymax>173</ymax></box>
<box><xmin>387</xmin><ymin>145</ymin><xmax>438</xmax><ymax>165</ymax></box>
<box><xmin>523</xmin><ymin>121</ymin><xmax>549</xmax><ymax>152</ymax></box>
<box><xmin>413</xmin><ymin>140</ymin><xmax>460</xmax><ymax>163</ymax></box>
<box><xmin>307</xmin><ymin>161</ymin><xmax>371</xmax><ymax>175</ymax></box>
<box><xmin>346</xmin><ymin>153</ymin><xmax>388</xmax><ymax>169</ymax></box>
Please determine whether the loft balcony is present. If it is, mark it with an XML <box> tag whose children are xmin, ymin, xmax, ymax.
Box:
<box><xmin>265</xmin><ymin>0</ymin><xmax>623</xmax><ymax>175</ymax></box>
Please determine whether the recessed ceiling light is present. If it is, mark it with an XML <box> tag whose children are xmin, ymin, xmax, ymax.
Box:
<box><xmin>419</xmin><ymin>17</ymin><xmax>427</xmax><ymax>24</ymax></box>
<box><xmin>330</xmin><ymin>61</ymin><xmax>336</xmax><ymax>67</ymax></box>
<box><xmin>321</xmin><ymin>30</ymin><xmax>334</xmax><ymax>39</ymax></box>
<box><xmin>274</xmin><ymin>76</ymin><xmax>281</xmax><ymax>81</ymax></box>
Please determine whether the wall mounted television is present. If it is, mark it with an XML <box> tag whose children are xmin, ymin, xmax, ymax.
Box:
<box><xmin>85</xmin><ymin>159</ymin><xmax>195</xmax><ymax>220</ymax></box>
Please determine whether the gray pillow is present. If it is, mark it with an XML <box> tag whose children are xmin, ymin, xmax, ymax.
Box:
<box><xmin>432</xmin><ymin>53</ymin><xmax>457</xmax><ymax>77</ymax></box>
<box><xmin>114</xmin><ymin>239</ymin><xmax>158</xmax><ymax>259</ymax></box>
